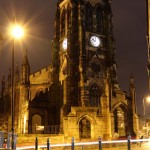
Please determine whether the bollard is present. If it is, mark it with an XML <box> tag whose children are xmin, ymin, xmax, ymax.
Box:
<box><xmin>127</xmin><ymin>135</ymin><xmax>131</xmax><ymax>150</ymax></box>
<box><xmin>0</xmin><ymin>131</ymin><xmax>4</xmax><ymax>148</ymax></box>
<box><xmin>47</xmin><ymin>138</ymin><xmax>50</xmax><ymax>150</ymax></box>
<box><xmin>71</xmin><ymin>137</ymin><xmax>74</xmax><ymax>150</ymax></box>
<box><xmin>7</xmin><ymin>133</ymin><xmax>11</xmax><ymax>149</ymax></box>
<box><xmin>13</xmin><ymin>134</ymin><xmax>18</xmax><ymax>150</ymax></box>
<box><xmin>98</xmin><ymin>137</ymin><xmax>102</xmax><ymax>150</ymax></box>
<box><xmin>35</xmin><ymin>137</ymin><xmax>38</xmax><ymax>150</ymax></box>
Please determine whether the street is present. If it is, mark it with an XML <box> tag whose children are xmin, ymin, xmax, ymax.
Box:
<box><xmin>101</xmin><ymin>143</ymin><xmax>150</xmax><ymax>150</ymax></box>
<box><xmin>16</xmin><ymin>140</ymin><xmax>150</xmax><ymax>150</ymax></box>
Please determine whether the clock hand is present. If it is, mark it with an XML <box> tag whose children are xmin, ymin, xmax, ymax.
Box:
<box><xmin>92</xmin><ymin>38</ymin><xmax>95</xmax><ymax>42</ymax></box>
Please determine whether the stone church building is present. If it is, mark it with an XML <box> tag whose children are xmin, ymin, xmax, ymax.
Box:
<box><xmin>0</xmin><ymin>0</ymin><xmax>139</xmax><ymax>140</ymax></box>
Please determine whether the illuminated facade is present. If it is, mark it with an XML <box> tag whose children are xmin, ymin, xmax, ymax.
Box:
<box><xmin>0</xmin><ymin>0</ymin><xmax>139</xmax><ymax>140</ymax></box>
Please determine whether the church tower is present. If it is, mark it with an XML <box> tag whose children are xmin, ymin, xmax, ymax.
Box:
<box><xmin>52</xmin><ymin>0</ymin><xmax>138</xmax><ymax>139</ymax></box>
<box><xmin>53</xmin><ymin>0</ymin><xmax>118</xmax><ymax>109</ymax></box>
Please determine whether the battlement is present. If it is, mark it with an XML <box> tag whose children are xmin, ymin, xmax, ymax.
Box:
<box><xmin>30</xmin><ymin>66</ymin><xmax>52</xmax><ymax>84</ymax></box>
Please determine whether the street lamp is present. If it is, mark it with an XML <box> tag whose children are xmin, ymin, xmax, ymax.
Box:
<box><xmin>11</xmin><ymin>24</ymin><xmax>24</xmax><ymax>149</ymax></box>
<box><xmin>142</xmin><ymin>96</ymin><xmax>150</xmax><ymax>137</ymax></box>
<box><xmin>143</xmin><ymin>96</ymin><xmax>150</xmax><ymax>118</ymax></box>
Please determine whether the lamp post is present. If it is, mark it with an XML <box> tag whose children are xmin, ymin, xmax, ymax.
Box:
<box><xmin>11</xmin><ymin>24</ymin><xmax>24</xmax><ymax>149</ymax></box>
<box><xmin>143</xmin><ymin>96</ymin><xmax>150</xmax><ymax>119</ymax></box>
<box><xmin>143</xmin><ymin>96</ymin><xmax>150</xmax><ymax>136</ymax></box>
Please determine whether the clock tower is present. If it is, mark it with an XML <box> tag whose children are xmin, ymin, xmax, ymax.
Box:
<box><xmin>52</xmin><ymin>0</ymin><xmax>138</xmax><ymax>139</ymax></box>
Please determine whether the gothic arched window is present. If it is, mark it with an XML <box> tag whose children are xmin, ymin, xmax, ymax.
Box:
<box><xmin>60</xmin><ymin>9</ymin><xmax>65</xmax><ymax>37</ymax></box>
<box><xmin>85</xmin><ymin>2</ymin><xmax>92</xmax><ymax>31</ymax></box>
<box><xmin>90</xmin><ymin>61</ymin><xmax>101</xmax><ymax>73</ymax></box>
<box><xmin>114</xmin><ymin>107</ymin><xmax>126</xmax><ymax>136</ymax></box>
<box><xmin>89</xmin><ymin>83</ymin><xmax>101</xmax><ymax>107</ymax></box>
<box><xmin>67</xmin><ymin>4</ymin><xmax>71</xmax><ymax>29</ymax></box>
<box><xmin>96</xmin><ymin>5</ymin><xmax>104</xmax><ymax>33</ymax></box>
<box><xmin>80</xmin><ymin>0</ymin><xmax>85</xmax><ymax>5</ymax></box>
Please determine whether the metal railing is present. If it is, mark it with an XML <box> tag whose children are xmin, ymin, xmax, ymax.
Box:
<box><xmin>16</xmin><ymin>136</ymin><xmax>150</xmax><ymax>150</ymax></box>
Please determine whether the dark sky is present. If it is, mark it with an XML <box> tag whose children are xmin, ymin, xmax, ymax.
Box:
<box><xmin>0</xmin><ymin>0</ymin><xmax>148</xmax><ymax>117</ymax></box>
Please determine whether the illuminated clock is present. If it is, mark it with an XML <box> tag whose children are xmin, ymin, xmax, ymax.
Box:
<box><xmin>90</xmin><ymin>36</ymin><xmax>101</xmax><ymax>48</ymax></box>
<box><xmin>62</xmin><ymin>38</ymin><xmax>67</xmax><ymax>50</ymax></box>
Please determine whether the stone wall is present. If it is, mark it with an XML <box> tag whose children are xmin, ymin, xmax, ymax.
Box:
<box><xmin>17</xmin><ymin>134</ymin><xmax>65</xmax><ymax>145</ymax></box>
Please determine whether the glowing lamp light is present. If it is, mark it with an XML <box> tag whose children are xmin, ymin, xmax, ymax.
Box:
<box><xmin>146</xmin><ymin>96</ymin><xmax>150</xmax><ymax>102</ymax></box>
<box><xmin>11</xmin><ymin>25</ymin><xmax>24</xmax><ymax>39</ymax></box>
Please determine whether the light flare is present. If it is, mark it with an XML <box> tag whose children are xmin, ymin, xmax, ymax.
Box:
<box><xmin>11</xmin><ymin>25</ymin><xmax>24</xmax><ymax>39</ymax></box>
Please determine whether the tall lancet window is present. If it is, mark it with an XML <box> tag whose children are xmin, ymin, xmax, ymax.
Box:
<box><xmin>89</xmin><ymin>83</ymin><xmax>101</xmax><ymax>107</ymax></box>
<box><xmin>67</xmin><ymin>4</ymin><xmax>71</xmax><ymax>29</ymax></box>
<box><xmin>85</xmin><ymin>3</ymin><xmax>92</xmax><ymax>31</ymax></box>
<box><xmin>60</xmin><ymin>9</ymin><xmax>65</xmax><ymax>37</ymax></box>
<box><xmin>96</xmin><ymin>5</ymin><xmax>103</xmax><ymax>33</ymax></box>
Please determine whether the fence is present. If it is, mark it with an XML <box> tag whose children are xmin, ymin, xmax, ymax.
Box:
<box><xmin>16</xmin><ymin>136</ymin><xmax>150</xmax><ymax>150</ymax></box>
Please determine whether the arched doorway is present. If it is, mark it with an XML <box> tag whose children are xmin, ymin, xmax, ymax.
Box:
<box><xmin>114</xmin><ymin>107</ymin><xmax>127</xmax><ymax>137</ymax></box>
<box><xmin>79</xmin><ymin>117</ymin><xmax>91</xmax><ymax>138</ymax></box>
<box><xmin>32</xmin><ymin>114</ymin><xmax>42</xmax><ymax>133</ymax></box>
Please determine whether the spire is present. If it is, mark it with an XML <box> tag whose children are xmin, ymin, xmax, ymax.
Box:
<box><xmin>1</xmin><ymin>75</ymin><xmax>5</xmax><ymax>91</ymax></box>
<box><xmin>7</xmin><ymin>68</ymin><xmax>11</xmax><ymax>87</ymax></box>
<box><xmin>22</xmin><ymin>49</ymin><xmax>29</xmax><ymax>66</ymax></box>
<box><xmin>21</xmin><ymin>49</ymin><xmax>30</xmax><ymax>84</ymax></box>
<box><xmin>0</xmin><ymin>33</ymin><xmax>3</xmax><ymax>57</ymax></box>
<box><xmin>129</xmin><ymin>74</ymin><xmax>135</xmax><ymax>91</ymax></box>
<box><xmin>129</xmin><ymin>73</ymin><xmax>137</xmax><ymax>114</ymax></box>
<box><xmin>15</xmin><ymin>62</ymin><xmax>19</xmax><ymax>75</ymax></box>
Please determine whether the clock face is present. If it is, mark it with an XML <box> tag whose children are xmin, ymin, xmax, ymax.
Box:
<box><xmin>62</xmin><ymin>38</ymin><xmax>67</xmax><ymax>50</ymax></box>
<box><xmin>90</xmin><ymin>36</ymin><xmax>101</xmax><ymax>48</ymax></box>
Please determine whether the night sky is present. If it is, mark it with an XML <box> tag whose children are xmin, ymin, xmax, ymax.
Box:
<box><xmin>0</xmin><ymin>0</ymin><xmax>148</xmax><ymax>117</ymax></box>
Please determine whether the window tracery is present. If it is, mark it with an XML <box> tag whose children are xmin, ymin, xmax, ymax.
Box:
<box><xmin>85</xmin><ymin>3</ymin><xmax>92</xmax><ymax>31</ymax></box>
<box><xmin>89</xmin><ymin>83</ymin><xmax>101</xmax><ymax>107</ymax></box>
<box><xmin>96</xmin><ymin>5</ymin><xmax>104</xmax><ymax>33</ymax></box>
<box><xmin>60</xmin><ymin>9</ymin><xmax>65</xmax><ymax>37</ymax></box>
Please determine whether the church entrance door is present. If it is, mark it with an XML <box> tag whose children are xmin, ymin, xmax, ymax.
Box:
<box><xmin>79</xmin><ymin>117</ymin><xmax>91</xmax><ymax>138</ymax></box>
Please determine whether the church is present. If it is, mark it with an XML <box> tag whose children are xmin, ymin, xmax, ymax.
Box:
<box><xmin>0</xmin><ymin>0</ymin><xmax>139</xmax><ymax>140</ymax></box>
